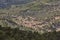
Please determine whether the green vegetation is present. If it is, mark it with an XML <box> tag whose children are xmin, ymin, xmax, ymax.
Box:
<box><xmin>0</xmin><ymin>25</ymin><xmax>60</xmax><ymax>40</ymax></box>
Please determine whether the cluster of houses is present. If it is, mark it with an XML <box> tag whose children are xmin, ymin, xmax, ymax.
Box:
<box><xmin>12</xmin><ymin>15</ymin><xmax>60</xmax><ymax>32</ymax></box>
<box><xmin>14</xmin><ymin>16</ymin><xmax>50</xmax><ymax>31</ymax></box>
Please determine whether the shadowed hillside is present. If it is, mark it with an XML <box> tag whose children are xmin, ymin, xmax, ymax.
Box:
<box><xmin>0</xmin><ymin>0</ymin><xmax>35</xmax><ymax>8</ymax></box>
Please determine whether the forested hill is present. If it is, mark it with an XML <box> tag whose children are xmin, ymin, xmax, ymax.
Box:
<box><xmin>0</xmin><ymin>25</ymin><xmax>60</xmax><ymax>40</ymax></box>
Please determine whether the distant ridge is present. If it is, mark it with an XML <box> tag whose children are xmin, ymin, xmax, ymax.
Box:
<box><xmin>0</xmin><ymin>0</ymin><xmax>35</xmax><ymax>8</ymax></box>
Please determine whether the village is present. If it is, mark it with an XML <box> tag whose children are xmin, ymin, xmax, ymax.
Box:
<box><xmin>11</xmin><ymin>15</ymin><xmax>60</xmax><ymax>32</ymax></box>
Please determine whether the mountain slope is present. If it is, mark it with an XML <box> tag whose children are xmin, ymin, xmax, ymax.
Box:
<box><xmin>0</xmin><ymin>0</ymin><xmax>60</xmax><ymax>33</ymax></box>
